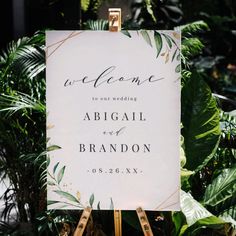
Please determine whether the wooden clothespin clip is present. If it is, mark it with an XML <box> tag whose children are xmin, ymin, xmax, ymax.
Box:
<box><xmin>136</xmin><ymin>207</ymin><xmax>154</xmax><ymax>236</ymax></box>
<box><xmin>73</xmin><ymin>207</ymin><xmax>92</xmax><ymax>236</ymax></box>
<box><xmin>114</xmin><ymin>210</ymin><xmax>122</xmax><ymax>236</ymax></box>
<box><xmin>109</xmin><ymin>8</ymin><xmax>121</xmax><ymax>32</ymax></box>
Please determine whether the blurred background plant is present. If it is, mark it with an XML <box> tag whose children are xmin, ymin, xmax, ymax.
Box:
<box><xmin>0</xmin><ymin>31</ymin><xmax>46</xmax><ymax>235</ymax></box>
<box><xmin>0</xmin><ymin>0</ymin><xmax>236</xmax><ymax>235</ymax></box>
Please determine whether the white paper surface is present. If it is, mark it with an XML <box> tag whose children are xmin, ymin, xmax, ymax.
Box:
<box><xmin>46</xmin><ymin>30</ymin><xmax>181</xmax><ymax>210</ymax></box>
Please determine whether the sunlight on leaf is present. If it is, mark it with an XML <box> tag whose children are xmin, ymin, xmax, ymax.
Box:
<box><xmin>144</xmin><ymin>0</ymin><xmax>156</xmax><ymax>22</ymax></box>
<box><xmin>181</xmin><ymin>191</ymin><xmax>225</xmax><ymax>234</ymax></box>
<box><xmin>181</xmin><ymin>190</ymin><xmax>212</xmax><ymax>226</ymax></box>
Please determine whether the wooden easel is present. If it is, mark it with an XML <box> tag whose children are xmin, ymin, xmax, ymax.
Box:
<box><xmin>108</xmin><ymin>9</ymin><xmax>154</xmax><ymax>236</ymax></box>
<box><xmin>73</xmin><ymin>207</ymin><xmax>92</xmax><ymax>236</ymax></box>
<box><xmin>73</xmin><ymin>9</ymin><xmax>154</xmax><ymax>236</ymax></box>
<box><xmin>73</xmin><ymin>207</ymin><xmax>153</xmax><ymax>236</ymax></box>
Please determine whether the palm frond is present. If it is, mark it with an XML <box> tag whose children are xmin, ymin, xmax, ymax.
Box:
<box><xmin>0</xmin><ymin>92</ymin><xmax>46</xmax><ymax>116</ymax></box>
<box><xmin>0</xmin><ymin>37</ymin><xmax>29</xmax><ymax>69</ymax></box>
<box><xmin>13</xmin><ymin>45</ymin><xmax>45</xmax><ymax>79</ymax></box>
<box><xmin>28</xmin><ymin>31</ymin><xmax>45</xmax><ymax>46</ymax></box>
<box><xmin>0</xmin><ymin>32</ymin><xmax>45</xmax><ymax>80</ymax></box>
<box><xmin>84</xmin><ymin>19</ymin><xmax>109</xmax><ymax>30</ymax></box>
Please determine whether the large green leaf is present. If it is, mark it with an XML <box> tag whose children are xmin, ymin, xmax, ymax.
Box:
<box><xmin>181</xmin><ymin>72</ymin><xmax>221</xmax><ymax>170</ymax></box>
<box><xmin>203</xmin><ymin>166</ymin><xmax>236</xmax><ymax>206</ymax></box>
<box><xmin>182</xmin><ymin>216</ymin><xmax>226</xmax><ymax>236</ymax></box>
<box><xmin>172</xmin><ymin>211</ymin><xmax>187</xmax><ymax>236</ymax></box>
<box><xmin>180</xmin><ymin>191</ymin><xmax>225</xmax><ymax>235</ymax></box>
<box><xmin>181</xmin><ymin>190</ymin><xmax>212</xmax><ymax>226</ymax></box>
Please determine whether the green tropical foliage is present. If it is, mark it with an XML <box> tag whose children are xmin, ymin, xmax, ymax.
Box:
<box><xmin>181</xmin><ymin>72</ymin><xmax>221</xmax><ymax>171</ymax></box>
<box><xmin>126</xmin><ymin>0</ymin><xmax>183</xmax><ymax>29</ymax></box>
<box><xmin>204</xmin><ymin>166</ymin><xmax>236</xmax><ymax>207</ymax></box>
<box><xmin>0</xmin><ymin>31</ymin><xmax>46</xmax><ymax>234</ymax></box>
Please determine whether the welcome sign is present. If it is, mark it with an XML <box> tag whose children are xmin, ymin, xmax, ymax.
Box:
<box><xmin>46</xmin><ymin>30</ymin><xmax>180</xmax><ymax>210</ymax></box>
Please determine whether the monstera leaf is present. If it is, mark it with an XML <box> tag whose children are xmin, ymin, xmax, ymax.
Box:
<box><xmin>181</xmin><ymin>72</ymin><xmax>221</xmax><ymax>171</ymax></box>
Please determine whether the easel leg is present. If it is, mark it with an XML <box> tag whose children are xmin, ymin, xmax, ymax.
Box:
<box><xmin>73</xmin><ymin>207</ymin><xmax>92</xmax><ymax>236</ymax></box>
<box><xmin>136</xmin><ymin>207</ymin><xmax>154</xmax><ymax>236</ymax></box>
<box><xmin>114</xmin><ymin>210</ymin><xmax>122</xmax><ymax>236</ymax></box>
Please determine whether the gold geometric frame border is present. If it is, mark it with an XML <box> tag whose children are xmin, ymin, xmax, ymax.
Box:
<box><xmin>155</xmin><ymin>188</ymin><xmax>180</xmax><ymax>210</ymax></box>
<box><xmin>46</xmin><ymin>31</ymin><xmax>83</xmax><ymax>60</ymax></box>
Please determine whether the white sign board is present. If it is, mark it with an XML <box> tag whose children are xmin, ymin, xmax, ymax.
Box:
<box><xmin>46</xmin><ymin>30</ymin><xmax>180</xmax><ymax>210</ymax></box>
